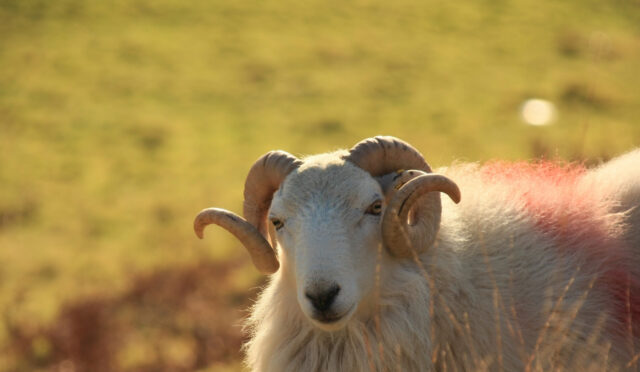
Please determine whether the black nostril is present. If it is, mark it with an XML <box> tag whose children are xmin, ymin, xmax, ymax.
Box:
<box><xmin>305</xmin><ymin>284</ymin><xmax>341</xmax><ymax>312</ymax></box>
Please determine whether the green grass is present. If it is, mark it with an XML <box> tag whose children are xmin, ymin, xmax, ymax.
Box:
<box><xmin>0</xmin><ymin>0</ymin><xmax>639</xmax><ymax>370</ymax></box>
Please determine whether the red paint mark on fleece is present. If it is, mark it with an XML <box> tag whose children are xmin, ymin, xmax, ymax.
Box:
<box><xmin>481</xmin><ymin>161</ymin><xmax>640</xmax><ymax>339</ymax></box>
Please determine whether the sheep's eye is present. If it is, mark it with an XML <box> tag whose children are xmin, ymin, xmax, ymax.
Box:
<box><xmin>365</xmin><ymin>200</ymin><xmax>383</xmax><ymax>216</ymax></box>
<box><xmin>271</xmin><ymin>218</ymin><xmax>284</xmax><ymax>230</ymax></box>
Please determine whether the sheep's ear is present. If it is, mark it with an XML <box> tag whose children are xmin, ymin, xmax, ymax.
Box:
<box><xmin>376</xmin><ymin>172</ymin><xmax>398</xmax><ymax>197</ymax></box>
<box><xmin>376</xmin><ymin>170</ymin><xmax>424</xmax><ymax>201</ymax></box>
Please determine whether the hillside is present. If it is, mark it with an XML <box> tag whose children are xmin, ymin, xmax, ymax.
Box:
<box><xmin>1</xmin><ymin>0</ymin><xmax>639</xmax><ymax>370</ymax></box>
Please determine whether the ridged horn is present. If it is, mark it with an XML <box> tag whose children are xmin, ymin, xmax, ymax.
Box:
<box><xmin>382</xmin><ymin>172</ymin><xmax>461</xmax><ymax>257</ymax></box>
<box><xmin>194</xmin><ymin>150</ymin><xmax>301</xmax><ymax>274</ymax></box>
<box><xmin>344</xmin><ymin>136</ymin><xmax>432</xmax><ymax>176</ymax></box>
<box><xmin>194</xmin><ymin>208</ymin><xmax>279</xmax><ymax>273</ymax></box>
<box><xmin>243</xmin><ymin>150</ymin><xmax>302</xmax><ymax>238</ymax></box>
<box><xmin>344</xmin><ymin>136</ymin><xmax>461</xmax><ymax>257</ymax></box>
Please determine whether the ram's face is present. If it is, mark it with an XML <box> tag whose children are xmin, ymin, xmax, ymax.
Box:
<box><xmin>269</xmin><ymin>156</ymin><xmax>384</xmax><ymax>331</ymax></box>
<box><xmin>194</xmin><ymin>137</ymin><xmax>461</xmax><ymax>331</ymax></box>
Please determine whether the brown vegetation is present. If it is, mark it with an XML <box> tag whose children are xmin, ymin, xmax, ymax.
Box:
<box><xmin>4</xmin><ymin>259</ymin><xmax>262</xmax><ymax>372</ymax></box>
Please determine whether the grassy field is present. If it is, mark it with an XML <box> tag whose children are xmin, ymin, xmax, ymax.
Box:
<box><xmin>1</xmin><ymin>0</ymin><xmax>639</xmax><ymax>370</ymax></box>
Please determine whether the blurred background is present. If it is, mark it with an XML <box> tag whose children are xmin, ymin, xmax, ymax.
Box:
<box><xmin>0</xmin><ymin>0</ymin><xmax>639</xmax><ymax>371</ymax></box>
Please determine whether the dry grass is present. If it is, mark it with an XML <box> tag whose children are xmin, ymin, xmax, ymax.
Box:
<box><xmin>1</xmin><ymin>0</ymin><xmax>639</xmax><ymax>370</ymax></box>
<box><xmin>359</xmin><ymin>216</ymin><xmax>640</xmax><ymax>371</ymax></box>
<box><xmin>1</xmin><ymin>143</ymin><xmax>634</xmax><ymax>371</ymax></box>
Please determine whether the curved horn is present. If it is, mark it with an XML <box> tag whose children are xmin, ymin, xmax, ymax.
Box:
<box><xmin>243</xmin><ymin>150</ymin><xmax>302</xmax><ymax>238</ymax></box>
<box><xmin>344</xmin><ymin>136</ymin><xmax>432</xmax><ymax>176</ymax></box>
<box><xmin>344</xmin><ymin>136</ymin><xmax>461</xmax><ymax>257</ymax></box>
<box><xmin>382</xmin><ymin>173</ymin><xmax>461</xmax><ymax>257</ymax></box>
<box><xmin>194</xmin><ymin>150</ymin><xmax>301</xmax><ymax>274</ymax></box>
<box><xmin>194</xmin><ymin>208</ymin><xmax>279</xmax><ymax>273</ymax></box>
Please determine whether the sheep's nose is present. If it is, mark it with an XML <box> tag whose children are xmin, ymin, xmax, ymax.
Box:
<box><xmin>305</xmin><ymin>284</ymin><xmax>341</xmax><ymax>312</ymax></box>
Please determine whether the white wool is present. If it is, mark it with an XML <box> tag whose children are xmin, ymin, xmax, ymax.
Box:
<box><xmin>241</xmin><ymin>149</ymin><xmax>640</xmax><ymax>371</ymax></box>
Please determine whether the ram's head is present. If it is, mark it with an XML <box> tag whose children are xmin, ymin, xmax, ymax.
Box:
<box><xmin>194</xmin><ymin>136</ymin><xmax>460</xmax><ymax>331</ymax></box>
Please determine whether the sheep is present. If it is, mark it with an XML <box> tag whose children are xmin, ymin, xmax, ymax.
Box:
<box><xmin>193</xmin><ymin>136</ymin><xmax>640</xmax><ymax>371</ymax></box>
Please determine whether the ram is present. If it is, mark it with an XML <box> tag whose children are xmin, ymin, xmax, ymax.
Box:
<box><xmin>194</xmin><ymin>136</ymin><xmax>640</xmax><ymax>371</ymax></box>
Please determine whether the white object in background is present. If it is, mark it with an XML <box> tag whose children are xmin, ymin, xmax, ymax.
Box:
<box><xmin>521</xmin><ymin>98</ymin><xmax>556</xmax><ymax>126</ymax></box>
